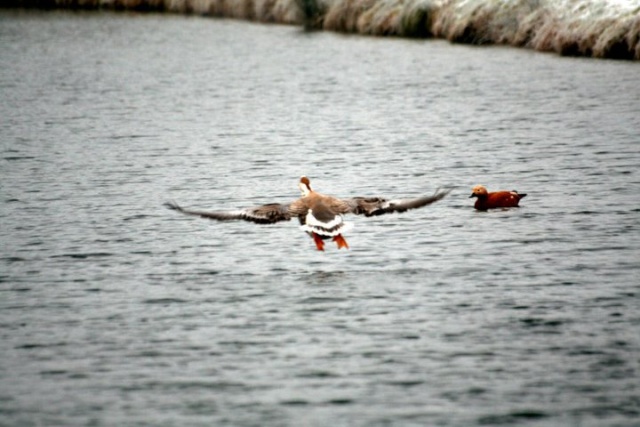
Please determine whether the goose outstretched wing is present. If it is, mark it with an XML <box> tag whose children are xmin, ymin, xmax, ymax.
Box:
<box><xmin>164</xmin><ymin>201</ymin><xmax>293</xmax><ymax>224</ymax></box>
<box><xmin>345</xmin><ymin>187</ymin><xmax>451</xmax><ymax>217</ymax></box>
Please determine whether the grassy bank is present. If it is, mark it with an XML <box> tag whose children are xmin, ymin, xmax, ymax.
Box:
<box><xmin>4</xmin><ymin>0</ymin><xmax>639</xmax><ymax>60</ymax></box>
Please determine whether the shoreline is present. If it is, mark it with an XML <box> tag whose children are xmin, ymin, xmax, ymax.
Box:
<box><xmin>3</xmin><ymin>0</ymin><xmax>639</xmax><ymax>60</ymax></box>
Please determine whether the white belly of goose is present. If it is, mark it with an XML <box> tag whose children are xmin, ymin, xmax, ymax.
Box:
<box><xmin>300</xmin><ymin>209</ymin><xmax>353</xmax><ymax>237</ymax></box>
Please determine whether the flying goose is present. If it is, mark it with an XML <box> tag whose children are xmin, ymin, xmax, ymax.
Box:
<box><xmin>165</xmin><ymin>176</ymin><xmax>451</xmax><ymax>251</ymax></box>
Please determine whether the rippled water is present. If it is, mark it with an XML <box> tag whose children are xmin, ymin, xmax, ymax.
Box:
<box><xmin>1</xmin><ymin>10</ymin><xmax>639</xmax><ymax>427</ymax></box>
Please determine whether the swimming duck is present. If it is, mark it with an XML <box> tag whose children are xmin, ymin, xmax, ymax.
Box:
<box><xmin>469</xmin><ymin>185</ymin><xmax>527</xmax><ymax>210</ymax></box>
<box><xmin>165</xmin><ymin>176</ymin><xmax>451</xmax><ymax>251</ymax></box>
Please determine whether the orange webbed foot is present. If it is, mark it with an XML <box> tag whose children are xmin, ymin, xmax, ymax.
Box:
<box><xmin>333</xmin><ymin>234</ymin><xmax>349</xmax><ymax>250</ymax></box>
<box><xmin>312</xmin><ymin>233</ymin><xmax>325</xmax><ymax>251</ymax></box>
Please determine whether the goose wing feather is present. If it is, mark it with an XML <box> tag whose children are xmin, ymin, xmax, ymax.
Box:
<box><xmin>345</xmin><ymin>187</ymin><xmax>451</xmax><ymax>217</ymax></box>
<box><xmin>164</xmin><ymin>201</ymin><xmax>293</xmax><ymax>224</ymax></box>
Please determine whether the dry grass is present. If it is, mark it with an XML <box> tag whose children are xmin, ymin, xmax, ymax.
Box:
<box><xmin>5</xmin><ymin>0</ymin><xmax>639</xmax><ymax>59</ymax></box>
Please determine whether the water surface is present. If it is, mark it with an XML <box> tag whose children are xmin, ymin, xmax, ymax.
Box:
<box><xmin>1</xmin><ymin>10</ymin><xmax>639</xmax><ymax>427</ymax></box>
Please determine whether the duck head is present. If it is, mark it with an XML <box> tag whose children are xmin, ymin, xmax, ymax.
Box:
<box><xmin>469</xmin><ymin>185</ymin><xmax>488</xmax><ymax>198</ymax></box>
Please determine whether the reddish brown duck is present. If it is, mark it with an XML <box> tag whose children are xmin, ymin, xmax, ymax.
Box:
<box><xmin>469</xmin><ymin>185</ymin><xmax>527</xmax><ymax>210</ymax></box>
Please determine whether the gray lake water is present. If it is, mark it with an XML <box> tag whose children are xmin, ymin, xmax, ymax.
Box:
<box><xmin>1</xmin><ymin>10</ymin><xmax>639</xmax><ymax>427</ymax></box>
